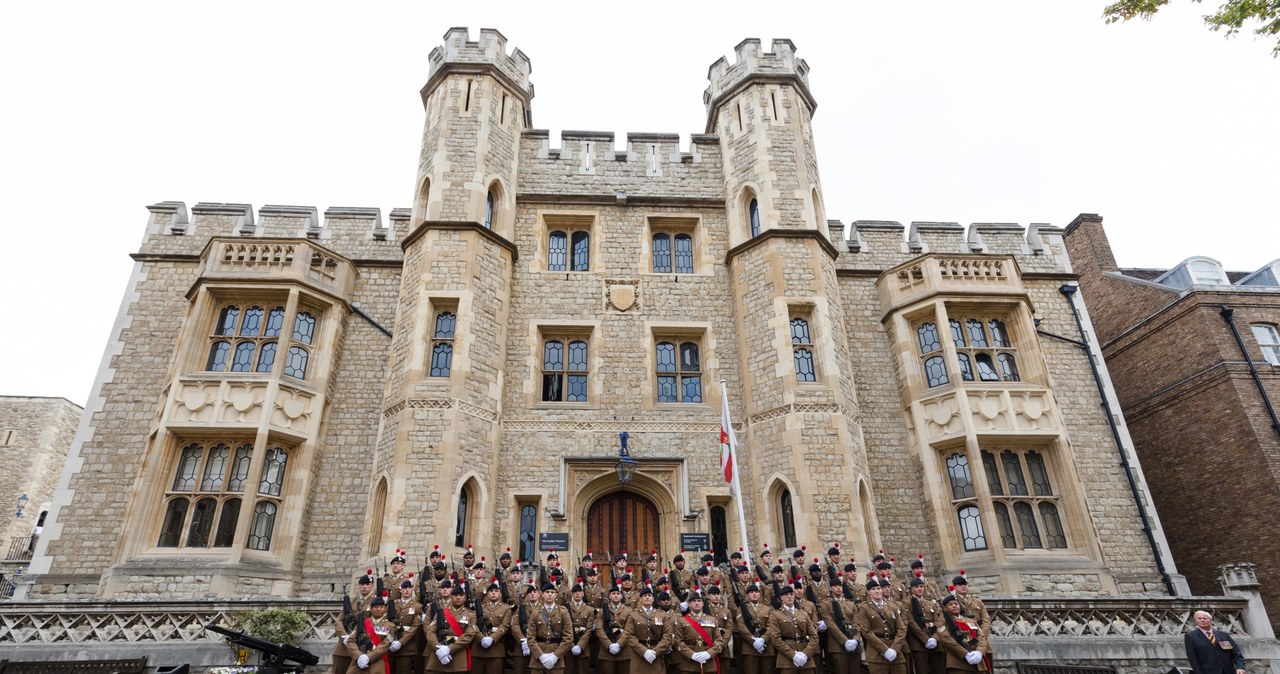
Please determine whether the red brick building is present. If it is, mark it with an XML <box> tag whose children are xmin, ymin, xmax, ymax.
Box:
<box><xmin>1064</xmin><ymin>214</ymin><xmax>1280</xmax><ymax>628</ymax></box>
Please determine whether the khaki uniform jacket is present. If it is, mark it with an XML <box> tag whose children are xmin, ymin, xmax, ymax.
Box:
<box><xmin>566</xmin><ymin>600</ymin><xmax>597</xmax><ymax>653</ymax></box>
<box><xmin>392</xmin><ymin>598</ymin><xmax>425</xmax><ymax>655</ymax></box>
<box><xmin>935</xmin><ymin>615</ymin><xmax>990</xmax><ymax>671</ymax></box>
<box><xmin>669</xmin><ymin>567</ymin><xmax>695</xmax><ymax>600</ymax></box>
<box><xmin>794</xmin><ymin>598</ymin><xmax>819</xmax><ymax>624</ymax></box>
<box><xmin>624</xmin><ymin>606</ymin><xmax>673</xmax><ymax>674</ymax></box>
<box><xmin>528</xmin><ymin>604</ymin><xmax>575</xmax><ymax>663</ymax></box>
<box><xmin>424</xmin><ymin>607</ymin><xmax>478</xmax><ymax>673</ymax></box>
<box><xmin>854</xmin><ymin>602</ymin><xmax>908</xmax><ymax>665</ymax></box>
<box><xmin>595</xmin><ymin>602</ymin><xmax>633</xmax><ymax>660</ymax></box>
<box><xmin>671</xmin><ymin>611</ymin><xmax>727</xmax><ymax>673</ymax></box>
<box><xmin>803</xmin><ymin>580</ymin><xmax>830</xmax><ymax>606</ymax></box>
<box><xmin>583</xmin><ymin>584</ymin><xmax>606</xmax><ymax>609</ymax></box>
<box><xmin>904</xmin><ymin>596</ymin><xmax>943</xmax><ymax>652</ymax></box>
<box><xmin>386</xmin><ymin>571</ymin><xmax>415</xmax><ymax>593</ymax></box>
<box><xmin>474</xmin><ymin>600</ymin><xmax>513</xmax><ymax>659</ymax></box>
<box><xmin>765</xmin><ymin>607</ymin><xmax>819</xmax><ymax>671</ymax></box>
<box><xmin>818</xmin><ymin>596</ymin><xmax>860</xmax><ymax>651</ymax></box>
<box><xmin>736</xmin><ymin>601</ymin><xmax>775</xmax><ymax>656</ymax></box>
<box><xmin>344</xmin><ymin>615</ymin><xmax>396</xmax><ymax>674</ymax></box>
<box><xmin>956</xmin><ymin>594</ymin><xmax>989</xmax><ymax>633</ymax></box>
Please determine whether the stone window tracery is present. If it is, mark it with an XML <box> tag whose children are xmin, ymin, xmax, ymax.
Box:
<box><xmin>950</xmin><ymin>315</ymin><xmax>1019</xmax><ymax>383</ymax></box>
<box><xmin>655</xmin><ymin>338</ymin><xmax>702</xmax><ymax>403</ymax></box>
<box><xmin>205</xmin><ymin>303</ymin><xmax>317</xmax><ymax>380</ymax></box>
<box><xmin>978</xmin><ymin>447</ymin><xmax>1067</xmax><ymax>550</ymax></box>
<box><xmin>541</xmin><ymin>336</ymin><xmax>590</xmax><ymax>403</ymax></box>
<box><xmin>790</xmin><ymin>315</ymin><xmax>816</xmax><ymax>382</ymax></box>
<box><xmin>159</xmin><ymin>439</ymin><xmax>289</xmax><ymax>552</ymax></box>
<box><xmin>430</xmin><ymin>310</ymin><xmax>456</xmax><ymax>377</ymax></box>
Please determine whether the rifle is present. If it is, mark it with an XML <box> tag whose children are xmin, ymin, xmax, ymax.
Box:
<box><xmin>831</xmin><ymin>594</ymin><xmax>851</xmax><ymax>638</ymax></box>
<box><xmin>769</xmin><ymin>578</ymin><xmax>783</xmax><ymax>609</ymax></box>
<box><xmin>669</xmin><ymin>566</ymin><xmax>684</xmax><ymax>601</ymax></box>
<box><xmin>419</xmin><ymin>556</ymin><xmax>430</xmax><ymax>607</ymax></box>
<box><xmin>354</xmin><ymin>611</ymin><xmax>375</xmax><ymax>654</ymax></box>
<box><xmin>731</xmin><ymin>579</ymin><xmax>760</xmax><ymax>637</ymax></box>
<box><xmin>341</xmin><ymin>586</ymin><xmax>358</xmax><ymax>635</ymax></box>
<box><xmin>476</xmin><ymin>591</ymin><xmax>489</xmax><ymax>634</ymax></box>
<box><xmin>601</xmin><ymin>600</ymin><xmax>621</xmax><ymax>644</ymax></box>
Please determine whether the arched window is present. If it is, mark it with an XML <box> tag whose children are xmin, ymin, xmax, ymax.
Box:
<box><xmin>430</xmin><ymin>311</ymin><xmax>456</xmax><ymax>377</ymax></box>
<box><xmin>779</xmin><ymin>488</ymin><xmax>797</xmax><ymax>548</ymax></box>
<box><xmin>571</xmin><ymin>231</ymin><xmax>590</xmax><ymax>271</ymax></box>
<box><xmin>454</xmin><ymin>481</ymin><xmax>477</xmax><ymax>548</ymax></box>
<box><xmin>710</xmin><ymin>506</ymin><xmax>729</xmax><ymax>565</ymax></box>
<box><xmin>542</xmin><ymin>338</ymin><xmax>589</xmax><ymax>402</ymax></box>
<box><xmin>415</xmin><ymin>178</ymin><xmax>431</xmax><ymax>224</ymax></box>
<box><xmin>652</xmin><ymin>233</ymin><xmax>672</xmax><ymax>273</ymax></box>
<box><xmin>485</xmin><ymin>189</ymin><xmax>496</xmax><ymax>229</ymax></box>
<box><xmin>673</xmin><ymin>234</ymin><xmax>694</xmax><ymax>274</ymax></box>
<box><xmin>917</xmin><ymin>321</ymin><xmax>948</xmax><ymax>388</ymax></box>
<box><xmin>948</xmin><ymin>313</ymin><xmax>1020</xmax><ymax>383</ymax></box>
<box><xmin>957</xmin><ymin>446</ymin><xmax>1067</xmax><ymax>552</ymax></box>
<box><xmin>518</xmin><ymin>503</ymin><xmax>538</xmax><ymax>563</ymax></box>
<box><xmin>161</xmin><ymin>439</ymin><xmax>290</xmax><ymax>551</ymax></box>
<box><xmin>207</xmin><ymin>304</ymin><xmax>288</xmax><ymax>375</ymax></box>
<box><xmin>748</xmin><ymin>198</ymin><xmax>762</xmax><ymax>237</ymax></box>
<box><xmin>790</xmin><ymin>316</ymin><xmax>816</xmax><ymax>382</ymax></box>
<box><xmin>548</xmin><ymin>231</ymin><xmax>568</xmax><ymax>271</ymax></box>
<box><xmin>248</xmin><ymin>501</ymin><xmax>277</xmax><ymax>551</ymax></box>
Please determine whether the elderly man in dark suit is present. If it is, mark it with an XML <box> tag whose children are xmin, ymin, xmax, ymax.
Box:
<box><xmin>1185</xmin><ymin>610</ymin><xmax>1246</xmax><ymax>674</ymax></box>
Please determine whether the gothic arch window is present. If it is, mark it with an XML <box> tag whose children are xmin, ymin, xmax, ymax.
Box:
<box><xmin>455</xmin><ymin>479</ymin><xmax>478</xmax><ymax>548</ymax></box>
<box><xmin>779</xmin><ymin>488</ymin><xmax>798</xmax><ymax>548</ymax></box>
<box><xmin>415</xmin><ymin>178</ymin><xmax>431</xmax><ymax>224</ymax></box>
<box><xmin>811</xmin><ymin>188</ymin><xmax>824</xmax><ymax>230</ymax></box>
<box><xmin>917</xmin><ymin>321</ymin><xmax>949</xmax><ymax>388</ymax></box>
<box><xmin>485</xmin><ymin>188</ymin><xmax>496</xmax><ymax>229</ymax></box>
<box><xmin>749</xmin><ymin>198</ymin><xmax>762</xmax><ymax>237</ymax></box>
<box><xmin>518</xmin><ymin>502</ymin><xmax>538</xmax><ymax>563</ymax></box>
<box><xmin>790</xmin><ymin>315</ymin><xmax>816</xmax><ymax>382</ymax></box>
<box><xmin>710</xmin><ymin>506</ymin><xmax>729</xmax><ymax>565</ymax></box>
<box><xmin>430</xmin><ymin>310</ymin><xmax>456</xmax><ymax>377</ymax></box>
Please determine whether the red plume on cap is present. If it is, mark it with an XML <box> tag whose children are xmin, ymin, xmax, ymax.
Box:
<box><xmin>705</xmin><ymin>561</ymin><xmax>712</xmax><ymax>567</ymax></box>
<box><xmin>834</xmin><ymin>542</ymin><xmax>840</xmax><ymax>549</ymax></box>
<box><xmin>918</xmin><ymin>553</ymin><xmax>924</xmax><ymax>560</ymax></box>
<box><xmin>878</xmin><ymin>548</ymin><xmax>884</xmax><ymax>555</ymax></box>
<box><xmin>914</xmin><ymin>570</ymin><xmax>923</xmax><ymax>578</ymax></box>
<box><xmin>507</xmin><ymin>547</ymin><xmax>512</xmax><ymax>552</ymax></box>
<box><xmin>493</xmin><ymin>576</ymin><xmax>500</xmax><ymax>583</ymax></box>
<box><xmin>813</xmin><ymin>557</ymin><xmax>819</xmax><ymax>564</ymax></box>
<box><xmin>528</xmin><ymin>578</ymin><xmax>535</xmax><ymax>585</ymax></box>
<box><xmin>651</xmin><ymin>548</ymin><xmax>657</xmax><ymax>554</ymax></box>
<box><xmin>664</xmin><ymin>567</ymin><xmax>670</xmax><ymax>573</ymax></box>
<box><xmin>837</xmin><ymin>572</ymin><xmax>844</xmax><ymax>579</ymax></box>
<box><xmin>738</xmin><ymin>546</ymin><xmax>744</xmax><ymax>552</ymax></box>
<box><xmin>441</xmin><ymin>555</ymin><xmax>447</xmax><ymax>561</ymax></box>
<box><xmin>577</xmin><ymin>577</ymin><xmax>584</xmax><ymax>584</ymax></box>
<box><xmin>714</xmin><ymin>579</ymin><xmax>721</xmax><ymax>586</ymax></box>
<box><xmin>889</xmin><ymin>556</ymin><xmax>895</xmax><ymax>563</ymax></box>
<box><xmin>680</xmin><ymin>548</ymin><xmax>686</xmax><ymax>553</ymax></box>
<box><xmin>381</xmin><ymin>590</ymin><xmax>389</xmax><ymax>597</ymax></box>
<box><xmin>959</xmin><ymin>569</ymin><xmax>967</xmax><ymax>577</ymax></box>
<box><xmin>555</xmin><ymin>561</ymin><xmax>561</xmax><ymax>568</ymax></box>
<box><xmin>622</xmin><ymin>549</ymin><xmax>628</xmax><ymax>555</ymax></box>
<box><xmin>948</xmin><ymin>584</ymin><xmax>956</xmax><ymax>592</ymax></box>
<box><xmin>366</xmin><ymin>568</ymin><xmax>373</xmax><ymax>575</ymax></box>
<box><xmin>434</xmin><ymin>544</ymin><xmax>439</xmax><ymax>550</ymax></box>
<box><xmin>801</xmin><ymin>545</ymin><xmax>807</xmax><ymax>551</ymax></box>
<box><xmin>481</xmin><ymin>556</ymin><xmax>486</xmax><ymax>562</ymax></box>
<box><xmin>879</xmin><ymin>571</ymin><xmax>888</xmax><ymax>578</ymax></box>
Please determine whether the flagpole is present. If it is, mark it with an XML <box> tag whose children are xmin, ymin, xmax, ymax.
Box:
<box><xmin>721</xmin><ymin>380</ymin><xmax>752</xmax><ymax>568</ymax></box>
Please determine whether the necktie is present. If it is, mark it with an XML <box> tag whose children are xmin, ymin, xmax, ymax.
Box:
<box><xmin>1207</xmin><ymin>630</ymin><xmax>1216</xmax><ymax>645</ymax></box>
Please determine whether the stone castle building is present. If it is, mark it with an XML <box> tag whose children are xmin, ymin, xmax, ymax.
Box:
<box><xmin>20</xmin><ymin>28</ymin><xmax>1185</xmax><ymax>605</ymax></box>
<box><xmin>1065</xmin><ymin>215</ymin><xmax>1280</xmax><ymax>629</ymax></box>
<box><xmin>0</xmin><ymin>396</ymin><xmax>81</xmax><ymax>587</ymax></box>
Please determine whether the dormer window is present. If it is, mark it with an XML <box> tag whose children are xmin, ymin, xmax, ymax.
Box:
<box><xmin>1188</xmin><ymin>259</ymin><xmax>1227</xmax><ymax>286</ymax></box>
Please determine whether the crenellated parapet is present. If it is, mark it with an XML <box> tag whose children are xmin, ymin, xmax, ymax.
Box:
<box><xmin>137</xmin><ymin>201</ymin><xmax>405</xmax><ymax>265</ymax></box>
<box><xmin>518</xmin><ymin>130</ymin><xmax>723</xmax><ymax>202</ymax></box>
<box><xmin>704</xmin><ymin>38</ymin><xmax>813</xmax><ymax>133</ymax></box>
<box><xmin>830</xmin><ymin>219</ymin><xmax>1071</xmax><ymax>277</ymax></box>
<box><xmin>427</xmin><ymin>27</ymin><xmax>533</xmax><ymax>106</ymax></box>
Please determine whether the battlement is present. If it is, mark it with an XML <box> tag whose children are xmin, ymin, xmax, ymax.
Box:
<box><xmin>428</xmin><ymin>27</ymin><xmax>533</xmax><ymax>98</ymax></box>
<box><xmin>829</xmin><ymin>218</ymin><xmax>1072</xmax><ymax>277</ymax></box>
<box><xmin>139</xmin><ymin>201</ymin><xmax>406</xmax><ymax>264</ymax></box>
<box><xmin>704</xmin><ymin>38</ymin><xmax>813</xmax><ymax>130</ymax></box>
<box><xmin>518</xmin><ymin>131</ymin><xmax>723</xmax><ymax>199</ymax></box>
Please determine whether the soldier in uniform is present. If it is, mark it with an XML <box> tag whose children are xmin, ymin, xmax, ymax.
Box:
<box><xmin>423</xmin><ymin>562</ymin><xmax>450</xmax><ymax>603</ymax></box>
<box><xmin>823</xmin><ymin>547</ymin><xmax>843</xmax><ymax>583</ymax></box>
<box><xmin>346</xmin><ymin>595</ymin><xmax>397</xmax><ymax>674</ymax></box>
<box><xmin>730</xmin><ymin>565</ymin><xmax>755</xmax><ymax>613</ymax></box>
<box><xmin>841</xmin><ymin>565</ymin><xmax>866</xmax><ymax>604</ymax></box>
<box><xmin>907</xmin><ymin>557</ymin><xmax>940</xmax><ymax>601</ymax></box>
<box><xmin>764</xmin><ymin>566</ymin><xmax>787</xmax><ymax>609</ymax></box>
<box><xmin>565</xmin><ymin>581</ymin><xmax>597</xmax><ymax>674</ymax></box>
<box><xmin>934</xmin><ymin>595</ymin><xmax>989</xmax><ymax>673</ymax></box>
<box><xmin>704</xmin><ymin>585</ymin><xmax>735</xmax><ymax>674</ymax></box>
<box><xmin>597</xmin><ymin>583</ymin><xmax>634</xmax><ymax>674</ymax></box>
<box><xmin>819</xmin><ymin>576</ymin><xmax>862</xmax><ymax>674</ymax></box>
<box><xmin>390</xmin><ymin>580</ymin><xmax>425</xmax><ymax>674</ymax></box>
<box><xmin>671</xmin><ymin>592</ymin><xmax>727</xmax><ymax>674</ymax></box>
<box><xmin>736</xmin><ymin>582</ymin><xmax>775</xmax><ymax>674</ymax></box>
<box><xmin>527</xmin><ymin>583</ymin><xmax>574</xmax><ymax>673</ymax></box>
<box><xmin>583</xmin><ymin>568</ymin><xmax>606</xmax><ymax>608</ymax></box>
<box><xmin>791</xmin><ymin>578</ymin><xmax>818</xmax><ymax>625</ymax></box>
<box><xmin>386</xmin><ymin>551</ymin><xmax>416</xmax><ymax>594</ymax></box>
<box><xmin>613</xmin><ymin>554</ymin><xmax>631</xmax><ymax>588</ymax></box>
<box><xmin>641</xmin><ymin>552</ymin><xmax>662</xmax><ymax>586</ymax></box>
<box><xmin>335</xmin><ymin>571</ymin><xmax>379</xmax><ymax>674</ymax></box>
<box><xmin>425</xmin><ymin>586</ymin><xmax>478</xmax><ymax>674</ymax></box>
<box><xmin>855</xmin><ymin>579</ymin><xmax>907</xmax><ymax>674</ymax></box>
<box><xmin>701</xmin><ymin>555</ymin><xmax>725</xmax><ymax>589</ymax></box>
<box><xmin>498</xmin><ymin>549</ymin><xmax>515</xmax><ymax>575</ymax></box>
<box><xmin>670</xmin><ymin>554</ymin><xmax>694</xmax><ymax>603</ymax></box>
<box><xmin>756</xmin><ymin>547</ymin><xmax>775</xmax><ymax>583</ymax></box>
<box><xmin>876</xmin><ymin>563</ymin><xmax>906</xmax><ymax>604</ymax></box>
<box><xmin>948</xmin><ymin>576</ymin><xmax>989</xmax><ymax>668</ymax></box>
<box><xmin>507</xmin><ymin>565</ymin><xmax>527</xmax><ymax>606</ymax></box>
<box><xmin>511</xmin><ymin>584</ymin><xmax>543</xmax><ymax>674</ymax></box>
<box><xmin>765</xmin><ymin>585</ymin><xmax>818</xmax><ymax>674</ymax></box>
<box><xmin>474</xmin><ymin>580</ymin><xmax>513</xmax><ymax>674</ymax></box>
<box><xmin>904</xmin><ymin>578</ymin><xmax>943</xmax><ymax>674</ymax></box>
<box><xmin>625</xmin><ymin>586</ymin><xmax>672</xmax><ymax>674</ymax></box>
<box><xmin>620</xmin><ymin>574</ymin><xmax>641</xmax><ymax>608</ymax></box>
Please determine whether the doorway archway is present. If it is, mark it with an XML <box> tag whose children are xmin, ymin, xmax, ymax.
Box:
<box><xmin>587</xmin><ymin>490</ymin><xmax>660</xmax><ymax>585</ymax></box>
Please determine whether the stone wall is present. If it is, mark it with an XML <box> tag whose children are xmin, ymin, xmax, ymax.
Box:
<box><xmin>0</xmin><ymin>397</ymin><xmax>81</xmax><ymax>549</ymax></box>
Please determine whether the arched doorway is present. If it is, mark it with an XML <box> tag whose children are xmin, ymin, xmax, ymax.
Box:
<box><xmin>587</xmin><ymin>490</ymin><xmax>660</xmax><ymax>585</ymax></box>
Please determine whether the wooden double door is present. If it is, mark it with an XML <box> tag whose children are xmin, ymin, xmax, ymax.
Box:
<box><xmin>586</xmin><ymin>490</ymin><xmax>660</xmax><ymax>586</ymax></box>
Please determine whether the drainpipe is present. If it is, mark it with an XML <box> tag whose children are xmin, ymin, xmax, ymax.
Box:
<box><xmin>1040</xmin><ymin>284</ymin><xmax>1176</xmax><ymax>597</ymax></box>
<box><xmin>1219</xmin><ymin>305</ymin><xmax>1280</xmax><ymax>436</ymax></box>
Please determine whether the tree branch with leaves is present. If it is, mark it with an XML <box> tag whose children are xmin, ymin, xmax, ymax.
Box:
<box><xmin>1103</xmin><ymin>0</ymin><xmax>1280</xmax><ymax>56</ymax></box>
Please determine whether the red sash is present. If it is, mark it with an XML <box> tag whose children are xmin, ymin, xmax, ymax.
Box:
<box><xmin>363</xmin><ymin>618</ymin><xmax>390</xmax><ymax>674</ymax></box>
<box><xmin>683</xmin><ymin>615</ymin><xmax>721</xmax><ymax>674</ymax></box>
<box><xmin>443</xmin><ymin>609</ymin><xmax>472</xmax><ymax>670</ymax></box>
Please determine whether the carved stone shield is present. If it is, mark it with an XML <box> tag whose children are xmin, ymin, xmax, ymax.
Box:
<box><xmin>608</xmin><ymin>284</ymin><xmax>637</xmax><ymax>312</ymax></box>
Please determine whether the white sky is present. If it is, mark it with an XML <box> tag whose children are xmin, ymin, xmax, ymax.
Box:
<box><xmin>1</xmin><ymin>1</ymin><xmax>1276</xmax><ymax>405</ymax></box>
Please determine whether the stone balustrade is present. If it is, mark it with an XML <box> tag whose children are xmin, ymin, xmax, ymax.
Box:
<box><xmin>197</xmin><ymin>237</ymin><xmax>357</xmax><ymax>303</ymax></box>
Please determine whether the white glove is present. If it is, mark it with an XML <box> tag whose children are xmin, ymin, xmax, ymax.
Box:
<box><xmin>691</xmin><ymin>651</ymin><xmax>711</xmax><ymax>664</ymax></box>
<box><xmin>966</xmin><ymin>651</ymin><xmax>983</xmax><ymax>666</ymax></box>
<box><xmin>752</xmin><ymin>637</ymin><xmax>765</xmax><ymax>653</ymax></box>
<box><xmin>843</xmin><ymin>639</ymin><xmax>857</xmax><ymax>652</ymax></box>
<box><xmin>436</xmin><ymin>645</ymin><xmax>452</xmax><ymax>660</ymax></box>
<box><xmin>539</xmin><ymin>653</ymin><xmax>558</xmax><ymax>669</ymax></box>
<box><xmin>817</xmin><ymin>620</ymin><xmax>827</xmax><ymax>633</ymax></box>
<box><xmin>925</xmin><ymin>637</ymin><xmax>937</xmax><ymax>650</ymax></box>
<box><xmin>609</xmin><ymin>642</ymin><xmax>622</xmax><ymax>655</ymax></box>
<box><xmin>481</xmin><ymin>636</ymin><xmax>494</xmax><ymax>648</ymax></box>
<box><xmin>884</xmin><ymin>648</ymin><xmax>897</xmax><ymax>662</ymax></box>
<box><xmin>390</xmin><ymin>640</ymin><xmax>402</xmax><ymax>652</ymax></box>
<box><xmin>357</xmin><ymin>654</ymin><xmax>370</xmax><ymax>669</ymax></box>
<box><xmin>680</xmin><ymin>602</ymin><xmax>688</xmax><ymax>612</ymax></box>
<box><xmin>572</xmin><ymin>645</ymin><xmax>582</xmax><ymax>655</ymax></box>
<box><xmin>644</xmin><ymin>649</ymin><xmax>657</xmax><ymax>663</ymax></box>
<box><xmin>440</xmin><ymin>653</ymin><xmax>452</xmax><ymax>666</ymax></box>
<box><xmin>522</xmin><ymin>639</ymin><xmax>531</xmax><ymax>656</ymax></box>
<box><xmin>792</xmin><ymin>652</ymin><xmax>808</xmax><ymax>667</ymax></box>
<box><xmin>341</xmin><ymin>634</ymin><xmax>349</xmax><ymax>645</ymax></box>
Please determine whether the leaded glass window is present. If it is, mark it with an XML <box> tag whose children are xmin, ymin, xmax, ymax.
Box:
<box><xmin>430</xmin><ymin>310</ymin><xmax>456</xmax><ymax>377</ymax></box>
<box><xmin>163</xmin><ymin>439</ymin><xmax>289</xmax><ymax>551</ymax></box>
<box><xmin>542</xmin><ymin>337</ymin><xmax>589</xmax><ymax>403</ymax></box>
<box><xmin>519</xmin><ymin>504</ymin><xmax>538</xmax><ymax>563</ymax></box>
<box><xmin>158</xmin><ymin>498</ymin><xmax>188</xmax><ymax>547</ymax></box>
<box><xmin>259</xmin><ymin>447</ymin><xmax>287</xmax><ymax>497</ymax></box>
<box><xmin>652</xmin><ymin>234</ymin><xmax>672</xmax><ymax>273</ymax></box>
<box><xmin>674</xmin><ymin>234</ymin><xmax>694</xmax><ymax>274</ymax></box>
<box><xmin>957</xmin><ymin>505</ymin><xmax>987</xmax><ymax>551</ymax></box>
<box><xmin>948</xmin><ymin>312</ymin><xmax>1020</xmax><ymax>384</ymax></box>
<box><xmin>946</xmin><ymin>453</ymin><xmax>975</xmax><ymax>499</ymax></box>
<box><xmin>780</xmin><ymin>489</ymin><xmax>797</xmax><ymax>548</ymax></box>
<box><xmin>206</xmin><ymin>303</ymin><xmax>305</xmax><ymax>378</ymax></box>
<box><xmin>548</xmin><ymin>231</ymin><xmax>568</xmax><ymax>271</ymax></box>
<box><xmin>791</xmin><ymin>317</ymin><xmax>816</xmax><ymax>383</ymax></box>
<box><xmin>749</xmin><ymin>198</ymin><xmax>761</xmax><ymax>237</ymax></box>
<box><xmin>248</xmin><ymin>501</ymin><xmax>277</xmax><ymax>551</ymax></box>
<box><xmin>571</xmin><ymin>231</ymin><xmax>590</xmax><ymax>271</ymax></box>
<box><xmin>976</xmin><ymin>446</ymin><xmax>1067</xmax><ymax>551</ymax></box>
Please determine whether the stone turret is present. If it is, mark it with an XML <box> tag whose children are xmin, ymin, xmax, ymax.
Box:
<box><xmin>710</xmin><ymin>40</ymin><xmax>876</xmax><ymax>557</ymax></box>
<box><xmin>373</xmin><ymin>28</ymin><xmax>527</xmax><ymax>557</ymax></box>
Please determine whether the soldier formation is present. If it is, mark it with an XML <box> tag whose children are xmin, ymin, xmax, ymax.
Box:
<box><xmin>334</xmin><ymin>544</ymin><xmax>994</xmax><ymax>674</ymax></box>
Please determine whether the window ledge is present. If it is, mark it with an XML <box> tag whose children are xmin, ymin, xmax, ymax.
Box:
<box><xmin>531</xmin><ymin>402</ymin><xmax>599</xmax><ymax>410</ymax></box>
<box><xmin>642</xmin><ymin>272</ymin><xmax>714</xmax><ymax>278</ymax></box>
<box><xmin>651</xmin><ymin>402</ymin><xmax>713</xmax><ymax>410</ymax></box>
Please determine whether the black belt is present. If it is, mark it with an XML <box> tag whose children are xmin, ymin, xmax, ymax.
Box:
<box><xmin>783</xmin><ymin>638</ymin><xmax>809</xmax><ymax>643</ymax></box>
<box><xmin>537</xmin><ymin>639</ymin><xmax>560</xmax><ymax>644</ymax></box>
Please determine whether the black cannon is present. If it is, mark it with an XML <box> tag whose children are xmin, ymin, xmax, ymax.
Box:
<box><xmin>205</xmin><ymin>623</ymin><xmax>320</xmax><ymax>674</ymax></box>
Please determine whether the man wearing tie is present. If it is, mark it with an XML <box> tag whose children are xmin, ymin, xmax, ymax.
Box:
<box><xmin>1185</xmin><ymin>610</ymin><xmax>1246</xmax><ymax>674</ymax></box>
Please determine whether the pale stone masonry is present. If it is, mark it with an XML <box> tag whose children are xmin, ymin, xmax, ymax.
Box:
<box><xmin>0</xmin><ymin>397</ymin><xmax>82</xmax><ymax>556</ymax></box>
<box><xmin>21</xmin><ymin>28</ymin><xmax>1181</xmax><ymax>604</ymax></box>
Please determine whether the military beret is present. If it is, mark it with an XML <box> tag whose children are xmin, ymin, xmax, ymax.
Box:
<box><xmin>706</xmin><ymin>585</ymin><xmax>721</xmax><ymax>595</ymax></box>
<box><xmin>737</xmin><ymin>565</ymin><xmax>752</xmax><ymax>574</ymax></box>
<box><xmin>586</xmin><ymin>568</ymin><xmax>598</xmax><ymax>577</ymax></box>
<box><xmin>639</xmin><ymin>586</ymin><xmax>654</xmax><ymax>596</ymax></box>
<box><xmin>621</xmin><ymin>573</ymin><xmax>633</xmax><ymax>581</ymax></box>
<box><xmin>871</xmin><ymin>554</ymin><xmax>886</xmax><ymax>563</ymax></box>
<box><xmin>541</xmin><ymin>582</ymin><xmax>557</xmax><ymax>592</ymax></box>
<box><xmin>524</xmin><ymin>585</ymin><xmax>540</xmax><ymax>596</ymax></box>
<box><xmin>909</xmin><ymin>578</ymin><xmax>924</xmax><ymax>588</ymax></box>
<box><xmin>656</xmin><ymin>591</ymin><xmax>671</xmax><ymax>602</ymax></box>
<box><xmin>546</xmin><ymin>553</ymin><xmax>558</xmax><ymax>561</ymax></box>
<box><xmin>695</xmin><ymin>566</ymin><xmax>709</xmax><ymax>576</ymax></box>
<box><xmin>371</xmin><ymin>596</ymin><xmax>386</xmax><ymax>606</ymax></box>
<box><xmin>808</xmin><ymin>563</ymin><xmax>821</xmax><ymax>573</ymax></box>
<box><xmin>746</xmin><ymin>584</ymin><xmax>761</xmax><ymax>593</ymax></box>
<box><xmin>438</xmin><ymin>580</ymin><xmax>452</xmax><ymax>589</ymax></box>
<box><xmin>828</xmin><ymin>577</ymin><xmax>843</xmax><ymax>588</ymax></box>
<box><xmin>673</xmin><ymin>554</ymin><xmax>685</xmax><ymax>562</ymax></box>
<box><xmin>951</xmin><ymin>575</ymin><xmax>968</xmax><ymax>586</ymax></box>
<box><xmin>401</xmin><ymin>579</ymin><xmax>415</xmax><ymax>589</ymax></box>
<box><xmin>433</xmin><ymin>562</ymin><xmax>446</xmax><ymax>570</ymax></box>
<box><xmin>910</xmin><ymin>559</ymin><xmax>924</xmax><ymax>570</ymax></box>
<box><xmin>876</xmin><ymin>562</ymin><xmax>893</xmax><ymax>571</ymax></box>
<box><xmin>430</xmin><ymin>549</ymin><xmax>441</xmax><ymax>559</ymax></box>
<box><xmin>487</xmin><ymin>582</ymin><xmax>502</xmax><ymax>592</ymax></box>
<box><xmin>357</xmin><ymin>575</ymin><xmax>373</xmax><ymax>585</ymax></box>
<box><xmin>792</xmin><ymin>549</ymin><xmax>806</xmax><ymax>559</ymax></box>
<box><xmin>463</xmin><ymin>550</ymin><xmax>475</xmax><ymax>557</ymax></box>
<box><xmin>777</xmin><ymin>584</ymin><xmax>794</xmax><ymax>596</ymax></box>
<box><xmin>391</xmin><ymin>554</ymin><xmax>407</xmax><ymax>564</ymax></box>
<box><xmin>608</xmin><ymin>585</ymin><xmax>623</xmax><ymax>593</ymax></box>
<box><xmin>499</xmin><ymin>551</ymin><xmax>512</xmax><ymax>560</ymax></box>
<box><xmin>700</xmin><ymin>554</ymin><xmax>715</xmax><ymax>563</ymax></box>
<box><xmin>571</xmin><ymin>584</ymin><xmax>584</xmax><ymax>593</ymax></box>
<box><xmin>878</xmin><ymin>578</ymin><xmax>891</xmax><ymax>588</ymax></box>
<box><xmin>730</xmin><ymin>551</ymin><xmax>742</xmax><ymax>559</ymax></box>
<box><xmin>772</xmin><ymin>565</ymin><xmax>785</xmax><ymax>574</ymax></box>
<box><xmin>865</xmin><ymin>579</ymin><xmax>880</xmax><ymax>590</ymax></box>
<box><xmin>941</xmin><ymin>594</ymin><xmax>958</xmax><ymax>606</ymax></box>
<box><xmin>843</xmin><ymin>563</ymin><xmax>857</xmax><ymax>572</ymax></box>
<box><xmin>687</xmin><ymin>592</ymin><xmax>705</xmax><ymax>602</ymax></box>
<box><xmin>473</xmin><ymin>562</ymin><xmax>485</xmax><ymax>570</ymax></box>
<box><xmin>827</xmin><ymin>547</ymin><xmax>840</xmax><ymax>556</ymax></box>
<box><xmin>451</xmin><ymin>586</ymin><xmax>466</xmax><ymax>596</ymax></box>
